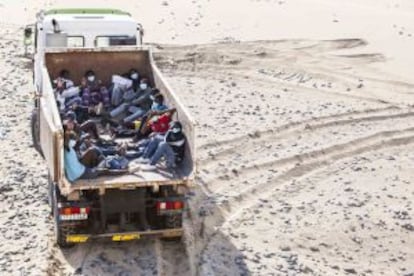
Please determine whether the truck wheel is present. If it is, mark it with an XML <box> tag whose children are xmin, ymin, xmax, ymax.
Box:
<box><xmin>47</xmin><ymin>173</ymin><xmax>53</xmax><ymax>215</ymax></box>
<box><xmin>52</xmin><ymin>184</ymin><xmax>75</xmax><ymax>248</ymax></box>
<box><xmin>55</xmin><ymin>224</ymin><xmax>76</xmax><ymax>248</ymax></box>
<box><xmin>162</xmin><ymin>214</ymin><xmax>183</xmax><ymax>242</ymax></box>
<box><xmin>31</xmin><ymin>111</ymin><xmax>43</xmax><ymax>158</ymax></box>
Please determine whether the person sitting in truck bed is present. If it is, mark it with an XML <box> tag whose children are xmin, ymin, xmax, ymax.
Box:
<box><xmin>53</xmin><ymin>69</ymin><xmax>82</xmax><ymax>114</ymax></box>
<box><xmin>112</xmin><ymin>108</ymin><xmax>175</xmax><ymax>141</ymax></box>
<box><xmin>79</xmin><ymin>134</ymin><xmax>130</xmax><ymax>170</ymax></box>
<box><xmin>133</xmin><ymin>93</ymin><xmax>172</xmax><ymax>140</ymax></box>
<box><xmin>64</xmin><ymin>131</ymin><xmax>128</xmax><ymax>181</ymax></box>
<box><xmin>53</xmin><ymin>69</ymin><xmax>74</xmax><ymax>89</ymax></box>
<box><xmin>64</xmin><ymin>131</ymin><xmax>100</xmax><ymax>181</ymax></box>
<box><xmin>76</xmin><ymin>133</ymin><xmax>106</xmax><ymax>167</ymax></box>
<box><xmin>108</xmin><ymin>77</ymin><xmax>153</xmax><ymax>123</ymax></box>
<box><xmin>110</xmin><ymin>68</ymin><xmax>140</xmax><ymax>107</ymax></box>
<box><xmin>64</xmin><ymin>111</ymin><xmax>102</xmax><ymax>142</ymax></box>
<box><xmin>80</xmin><ymin>70</ymin><xmax>111</xmax><ymax>117</ymax></box>
<box><xmin>138</xmin><ymin>121</ymin><xmax>186</xmax><ymax>171</ymax></box>
<box><xmin>105</xmin><ymin>91</ymin><xmax>172</xmax><ymax>138</ymax></box>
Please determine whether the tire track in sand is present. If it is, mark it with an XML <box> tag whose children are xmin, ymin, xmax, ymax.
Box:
<box><xmin>199</xmin><ymin>106</ymin><xmax>399</xmax><ymax>153</ymax></box>
<box><xmin>205</xmin><ymin>127</ymin><xmax>414</xmax><ymax>220</ymax></box>
<box><xmin>196</xmin><ymin>129</ymin><xmax>414</xmax><ymax>265</ymax></box>
<box><xmin>199</xmin><ymin>109</ymin><xmax>414</xmax><ymax>175</ymax></box>
<box><xmin>45</xmin><ymin>238</ymin><xmax>192</xmax><ymax>276</ymax></box>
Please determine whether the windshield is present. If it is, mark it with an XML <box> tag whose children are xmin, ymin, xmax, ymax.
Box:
<box><xmin>95</xmin><ymin>36</ymin><xmax>136</xmax><ymax>47</ymax></box>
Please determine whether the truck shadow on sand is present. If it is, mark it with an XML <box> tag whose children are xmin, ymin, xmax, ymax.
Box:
<box><xmin>183</xmin><ymin>184</ymin><xmax>252</xmax><ymax>276</ymax></box>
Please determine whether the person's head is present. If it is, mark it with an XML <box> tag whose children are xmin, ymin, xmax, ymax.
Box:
<box><xmin>85</xmin><ymin>70</ymin><xmax>96</xmax><ymax>82</ymax></box>
<box><xmin>149</xmin><ymin>88</ymin><xmax>160</xmax><ymax>100</ymax></box>
<box><xmin>64</xmin><ymin>111</ymin><xmax>76</xmax><ymax>131</ymax></box>
<box><xmin>64</xmin><ymin>120</ymin><xmax>75</xmax><ymax>131</ymax></box>
<box><xmin>129</xmin><ymin>69</ymin><xmax>139</xmax><ymax>81</ymax></box>
<box><xmin>169</xmin><ymin>121</ymin><xmax>183</xmax><ymax>134</ymax></box>
<box><xmin>154</xmin><ymin>94</ymin><xmax>164</xmax><ymax>105</ymax></box>
<box><xmin>139</xmin><ymin>78</ymin><xmax>149</xmax><ymax>90</ymax></box>
<box><xmin>64</xmin><ymin>111</ymin><xmax>76</xmax><ymax>123</ymax></box>
<box><xmin>59</xmin><ymin>69</ymin><xmax>70</xmax><ymax>79</ymax></box>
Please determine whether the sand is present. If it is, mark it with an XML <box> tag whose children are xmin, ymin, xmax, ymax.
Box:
<box><xmin>0</xmin><ymin>0</ymin><xmax>413</xmax><ymax>275</ymax></box>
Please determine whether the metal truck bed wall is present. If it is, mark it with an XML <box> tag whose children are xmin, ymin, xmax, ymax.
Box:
<box><xmin>39</xmin><ymin>67</ymin><xmax>64</xmax><ymax>183</ymax></box>
<box><xmin>43</xmin><ymin>47</ymin><xmax>195</xmax><ymax>195</ymax></box>
<box><xmin>45</xmin><ymin>49</ymin><xmax>155</xmax><ymax>87</ymax></box>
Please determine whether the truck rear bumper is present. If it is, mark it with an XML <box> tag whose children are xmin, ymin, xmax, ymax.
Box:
<box><xmin>66</xmin><ymin>228</ymin><xmax>183</xmax><ymax>243</ymax></box>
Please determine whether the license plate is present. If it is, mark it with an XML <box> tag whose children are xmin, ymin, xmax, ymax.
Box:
<box><xmin>60</xmin><ymin>213</ymin><xmax>88</xmax><ymax>221</ymax></box>
<box><xmin>66</xmin><ymin>235</ymin><xmax>89</xmax><ymax>243</ymax></box>
<box><xmin>112</xmin><ymin>234</ymin><xmax>140</xmax><ymax>241</ymax></box>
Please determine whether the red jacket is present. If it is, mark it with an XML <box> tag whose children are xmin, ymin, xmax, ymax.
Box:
<box><xmin>150</xmin><ymin>114</ymin><xmax>171</xmax><ymax>134</ymax></box>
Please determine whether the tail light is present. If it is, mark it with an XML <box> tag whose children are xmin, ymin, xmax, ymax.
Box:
<box><xmin>173</xmin><ymin>201</ymin><xmax>183</xmax><ymax>209</ymax></box>
<box><xmin>59</xmin><ymin>206</ymin><xmax>90</xmax><ymax>221</ymax></box>
<box><xmin>157</xmin><ymin>201</ymin><xmax>184</xmax><ymax>213</ymax></box>
<box><xmin>59</xmin><ymin>207</ymin><xmax>90</xmax><ymax>215</ymax></box>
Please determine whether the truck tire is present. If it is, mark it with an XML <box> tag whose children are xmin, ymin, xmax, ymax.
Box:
<box><xmin>162</xmin><ymin>214</ymin><xmax>183</xmax><ymax>242</ymax></box>
<box><xmin>55</xmin><ymin>224</ymin><xmax>76</xmax><ymax>248</ymax></box>
<box><xmin>31</xmin><ymin>111</ymin><xmax>43</xmax><ymax>158</ymax></box>
<box><xmin>47</xmin><ymin>173</ymin><xmax>53</xmax><ymax>215</ymax></box>
<box><xmin>52</xmin><ymin>183</ymin><xmax>75</xmax><ymax>248</ymax></box>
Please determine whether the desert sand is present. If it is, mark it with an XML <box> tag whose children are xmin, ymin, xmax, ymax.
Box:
<box><xmin>0</xmin><ymin>0</ymin><xmax>413</xmax><ymax>275</ymax></box>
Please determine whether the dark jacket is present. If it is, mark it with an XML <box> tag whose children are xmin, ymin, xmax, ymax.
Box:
<box><xmin>131</xmin><ymin>87</ymin><xmax>153</xmax><ymax>111</ymax></box>
<box><xmin>165</xmin><ymin>131</ymin><xmax>186</xmax><ymax>162</ymax></box>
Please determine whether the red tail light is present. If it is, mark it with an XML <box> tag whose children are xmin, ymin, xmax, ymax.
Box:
<box><xmin>157</xmin><ymin>201</ymin><xmax>184</xmax><ymax>211</ymax></box>
<box><xmin>59</xmin><ymin>206</ymin><xmax>90</xmax><ymax>215</ymax></box>
<box><xmin>173</xmin><ymin>201</ymin><xmax>183</xmax><ymax>209</ymax></box>
<box><xmin>166</xmin><ymin>202</ymin><xmax>174</xmax><ymax>209</ymax></box>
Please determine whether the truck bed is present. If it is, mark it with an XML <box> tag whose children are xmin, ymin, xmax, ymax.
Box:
<box><xmin>40</xmin><ymin>47</ymin><xmax>195</xmax><ymax>196</ymax></box>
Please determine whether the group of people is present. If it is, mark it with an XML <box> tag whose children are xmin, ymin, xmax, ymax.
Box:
<box><xmin>56</xmin><ymin>69</ymin><xmax>186</xmax><ymax>182</ymax></box>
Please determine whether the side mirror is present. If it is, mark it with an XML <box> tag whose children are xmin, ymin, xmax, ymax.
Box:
<box><xmin>137</xmin><ymin>23</ymin><xmax>144</xmax><ymax>45</ymax></box>
<box><xmin>24</xmin><ymin>26</ymin><xmax>33</xmax><ymax>46</ymax></box>
<box><xmin>24</xmin><ymin>25</ymin><xmax>34</xmax><ymax>57</ymax></box>
<box><xmin>137</xmin><ymin>23</ymin><xmax>144</xmax><ymax>36</ymax></box>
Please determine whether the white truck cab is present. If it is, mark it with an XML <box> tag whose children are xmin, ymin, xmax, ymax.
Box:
<box><xmin>25</xmin><ymin>8</ymin><xmax>144</xmax><ymax>91</ymax></box>
<box><xmin>34</xmin><ymin>8</ymin><xmax>143</xmax><ymax>49</ymax></box>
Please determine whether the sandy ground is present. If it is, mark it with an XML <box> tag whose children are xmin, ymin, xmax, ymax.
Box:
<box><xmin>0</xmin><ymin>0</ymin><xmax>414</xmax><ymax>275</ymax></box>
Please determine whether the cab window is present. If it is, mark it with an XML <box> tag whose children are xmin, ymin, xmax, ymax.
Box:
<box><xmin>67</xmin><ymin>36</ymin><xmax>85</xmax><ymax>47</ymax></box>
<box><xmin>95</xmin><ymin>36</ymin><xmax>136</xmax><ymax>47</ymax></box>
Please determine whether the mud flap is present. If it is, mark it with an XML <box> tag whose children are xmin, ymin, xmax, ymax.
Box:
<box><xmin>31</xmin><ymin>110</ymin><xmax>43</xmax><ymax>158</ymax></box>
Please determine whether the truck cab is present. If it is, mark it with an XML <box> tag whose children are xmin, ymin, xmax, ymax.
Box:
<box><xmin>35</xmin><ymin>9</ymin><xmax>143</xmax><ymax>48</ymax></box>
<box><xmin>28</xmin><ymin>9</ymin><xmax>144</xmax><ymax>92</ymax></box>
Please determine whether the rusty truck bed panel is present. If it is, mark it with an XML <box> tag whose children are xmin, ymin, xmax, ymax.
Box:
<box><xmin>45</xmin><ymin>47</ymin><xmax>155</xmax><ymax>87</ymax></box>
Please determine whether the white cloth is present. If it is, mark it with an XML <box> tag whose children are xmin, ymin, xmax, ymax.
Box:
<box><xmin>61</xmin><ymin>86</ymin><xmax>80</xmax><ymax>98</ymax></box>
<box><xmin>112</xmin><ymin>75</ymin><xmax>133</xmax><ymax>90</ymax></box>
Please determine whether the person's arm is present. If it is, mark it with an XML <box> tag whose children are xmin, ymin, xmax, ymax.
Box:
<box><xmin>131</xmin><ymin>89</ymin><xmax>151</xmax><ymax>105</ymax></box>
<box><xmin>73</xmin><ymin>123</ymin><xmax>81</xmax><ymax>135</ymax></box>
<box><xmin>151</xmin><ymin>107</ymin><xmax>176</xmax><ymax>116</ymax></box>
<box><xmin>148</xmin><ymin>131</ymin><xmax>160</xmax><ymax>138</ymax></box>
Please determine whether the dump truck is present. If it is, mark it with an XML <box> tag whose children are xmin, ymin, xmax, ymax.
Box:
<box><xmin>25</xmin><ymin>9</ymin><xmax>195</xmax><ymax>247</ymax></box>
